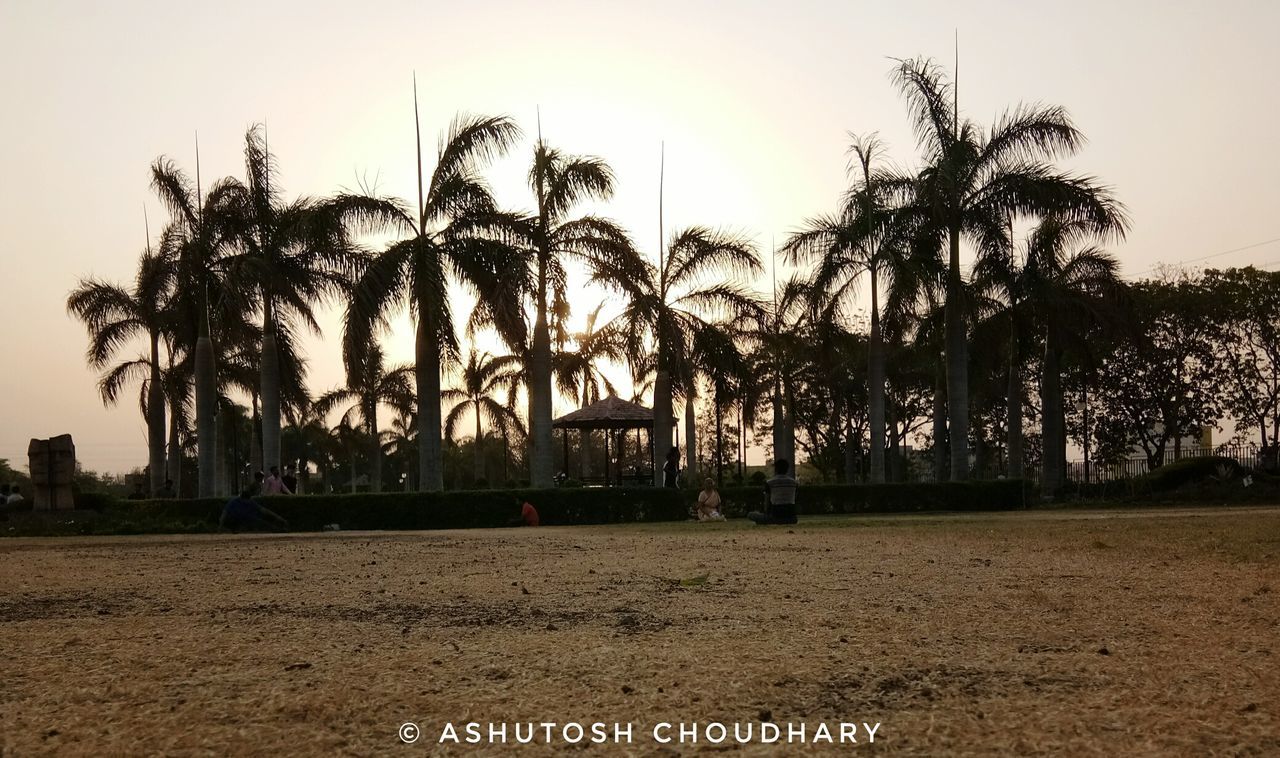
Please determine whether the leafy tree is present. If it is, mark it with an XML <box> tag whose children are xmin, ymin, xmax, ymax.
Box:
<box><xmin>1089</xmin><ymin>276</ymin><xmax>1220</xmax><ymax>470</ymax></box>
<box><xmin>1201</xmin><ymin>267</ymin><xmax>1280</xmax><ymax>455</ymax></box>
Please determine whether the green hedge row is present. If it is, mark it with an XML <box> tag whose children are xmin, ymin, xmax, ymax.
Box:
<box><xmin>81</xmin><ymin>487</ymin><xmax>688</xmax><ymax>533</ymax></box>
<box><xmin>683</xmin><ymin>480</ymin><xmax>1029</xmax><ymax>517</ymax></box>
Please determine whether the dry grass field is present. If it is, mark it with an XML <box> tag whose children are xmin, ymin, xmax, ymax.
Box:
<box><xmin>2</xmin><ymin>507</ymin><xmax>1278</xmax><ymax>756</ymax></box>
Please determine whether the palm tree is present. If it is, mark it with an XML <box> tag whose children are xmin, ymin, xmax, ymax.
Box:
<box><xmin>784</xmin><ymin>133</ymin><xmax>927</xmax><ymax>483</ymax></box>
<box><xmin>891</xmin><ymin>56</ymin><xmax>1127</xmax><ymax>480</ymax></box>
<box><xmin>615</xmin><ymin>227</ymin><xmax>762</xmax><ymax>483</ymax></box>
<box><xmin>443</xmin><ymin>350</ymin><xmax>526</xmax><ymax>485</ymax></box>
<box><xmin>557</xmin><ymin>302</ymin><xmax>623</xmax><ymax>408</ymax></box>
<box><xmin>521</xmin><ymin>138</ymin><xmax>641</xmax><ymax>488</ymax></box>
<box><xmin>150</xmin><ymin>153</ymin><xmax>245</xmax><ymax>496</ymax></box>
<box><xmin>346</xmin><ymin>97</ymin><xmax>526</xmax><ymax>492</ymax></box>
<box><xmin>68</xmin><ymin>240</ymin><xmax>177</xmax><ymax>495</ymax></box>
<box><xmin>314</xmin><ymin>344</ymin><xmax>414</xmax><ymax>492</ymax></box>
<box><xmin>1022</xmin><ymin>217</ymin><xmax>1124</xmax><ymax>493</ymax></box>
<box><xmin>229</xmin><ymin>125</ymin><xmax>399</xmax><ymax>478</ymax></box>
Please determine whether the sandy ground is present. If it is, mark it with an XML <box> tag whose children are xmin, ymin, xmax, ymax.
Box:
<box><xmin>1</xmin><ymin>507</ymin><xmax>1278</xmax><ymax>756</ymax></box>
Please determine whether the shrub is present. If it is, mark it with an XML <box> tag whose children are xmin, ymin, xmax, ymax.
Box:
<box><xmin>1141</xmin><ymin>456</ymin><xmax>1239</xmax><ymax>492</ymax></box>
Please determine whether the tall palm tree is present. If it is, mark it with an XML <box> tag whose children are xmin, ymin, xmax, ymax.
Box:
<box><xmin>784</xmin><ymin>133</ymin><xmax>927</xmax><ymax>483</ymax></box>
<box><xmin>522</xmin><ymin>138</ymin><xmax>641</xmax><ymax>487</ymax></box>
<box><xmin>443</xmin><ymin>350</ymin><xmax>526</xmax><ymax>485</ymax></box>
<box><xmin>67</xmin><ymin>240</ymin><xmax>177</xmax><ymax>495</ymax></box>
<box><xmin>150</xmin><ymin>153</ymin><xmax>245</xmax><ymax>496</ymax></box>
<box><xmin>891</xmin><ymin>56</ymin><xmax>1127</xmax><ymax>480</ymax></box>
<box><xmin>229</xmin><ymin>125</ymin><xmax>398</xmax><ymax>478</ymax></box>
<box><xmin>615</xmin><ymin>227</ymin><xmax>762</xmax><ymax>483</ymax></box>
<box><xmin>314</xmin><ymin>344</ymin><xmax>414</xmax><ymax>493</ymax></box>
<box><xmin>346</xmin><ymin>98</ymin><xmax>526</xmax><ymax>492</ymax></box>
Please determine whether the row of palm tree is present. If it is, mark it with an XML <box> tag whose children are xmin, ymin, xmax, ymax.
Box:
<box><xmin>69</xmin><ymin>57</ymin><xmax>1128</xmax><ymax>496</ymax></box>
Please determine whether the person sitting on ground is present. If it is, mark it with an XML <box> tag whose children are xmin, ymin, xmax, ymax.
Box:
<box><xmin>264</xmin><ymin>466</ymin><xmax>292</xmax><ymax>495</ymax></box>
<box><xmin>747</xmin><ymin>459</ymin><xmax>799</xmax><ymax>525</ymax></box>
<box><xmin>507</xmin><ymin>497</ymin><xmax>540</xmax><ymax>527</ymax></box>
<box><xmin>156</xmin><ymin>479</ymin><xmax>177</xmax><ymax>499</ymax></box>
<box><xmin>696</xmin><ymin>478</ymin><xmax>726</xmax><ymax>521</ymax></box>
<box><xmin>219</xmin><ymin>489</ymin><xmax>289</xmax><ymax>533</ymax></box>
<box><xmin>6</xmin><ymin>485</ymin><xmax>24</xmax><ymax>505</ymax></box>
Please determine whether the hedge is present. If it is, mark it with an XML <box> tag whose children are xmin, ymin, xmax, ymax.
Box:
<box><xmin>70</xmin><ymin>486</ymin><xmax>688</xmax><ymax>534</ymax></box>
<box><xmin>683</xmin><ymin>480</ymin><xmax>1029</xmax><ymax>517</ymax></box>
<box><xmin>7</xmin><ymin>480</ymin><xmax>1029</xmax><ymax>537</ymax></box>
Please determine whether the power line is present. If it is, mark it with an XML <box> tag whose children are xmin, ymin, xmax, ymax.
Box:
<box><xmin>1131</xmin><ymin>235</ymin><xmax>1280</xmax><ymax>276</ymax></box>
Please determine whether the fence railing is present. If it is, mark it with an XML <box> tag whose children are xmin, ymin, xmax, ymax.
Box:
<box><xmin>1065</xmin><ymin>443</ymin><xmax>1268</xmax><ymax>484</ymax></box>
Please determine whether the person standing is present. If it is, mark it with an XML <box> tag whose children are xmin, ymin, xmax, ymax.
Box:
<box><xmin>264</xmin><ymin>466</ymin><xmax>292</xmax><ymax>495</ymax></box>
<box><xmin>663</xmin><ymin>446</ymin><xmax>681</xmax><ymax>488</ymax></box>
<box><xmin>282</xmin><ymin>464</ymin><xmax>299</xmax><ymax>495</ymax></box>
<box><xmin>748</xmin><ymin>458</ymin><xmax>799</xmax><ymax>525</ymax></box>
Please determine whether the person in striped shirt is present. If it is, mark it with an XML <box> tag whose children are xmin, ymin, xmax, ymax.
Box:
<box><xmin>748</xmin><ymin>458</ymin><xmax>799</xmax><ymax>525</ymax></box>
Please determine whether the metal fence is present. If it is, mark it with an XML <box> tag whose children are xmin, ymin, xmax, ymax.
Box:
<box><xmin>1065</xmin><ymin>443</ymin><xmax>1268</xmax><ymax>484</ymax></box>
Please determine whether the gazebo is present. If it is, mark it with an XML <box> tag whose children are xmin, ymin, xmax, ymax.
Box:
<box><xmin>551</xmin><ymin>395</ymin><xmax>670</xmax><ymax>486</ymax></box>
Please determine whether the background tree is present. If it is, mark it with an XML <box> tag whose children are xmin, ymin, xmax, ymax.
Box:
<box><xmin>314</xmin><ymin>344</ymin><xmax>414</xmax><ymax>492</ymax></box>
<box><xmin>443</xmin><ymin>350</ymin><xmax>526</xmax><ymax>486</ymax></box>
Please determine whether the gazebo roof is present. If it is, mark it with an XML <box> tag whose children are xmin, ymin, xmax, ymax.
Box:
<box><xmin>552</xmin><ymin>395</ymin><xmax>666</xmax><ymax>430</ymax></box>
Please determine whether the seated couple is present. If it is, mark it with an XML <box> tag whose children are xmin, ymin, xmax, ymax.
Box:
<box><xmin>695</xmin><ymin>459</ymin><xmax>799</xmax><ymax>526</ymax></box>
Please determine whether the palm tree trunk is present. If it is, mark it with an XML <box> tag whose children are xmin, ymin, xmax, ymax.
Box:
<box><xmin>714</xmin><ymin>388</ymin><xmax>724</xmax><ymax>487</ymax></box>
<box><xmin>416</xmin><ymin>317</ymin><xmax>444</xmax><ymax>491</ymax></box>
<box><xmin>260</xmin><ymin>301</ymin><xmax>282</xmax><ymax>475</ymax></box>
<box><xmin>194</xmin><ymin>328</ymin><xmax>217</xmax><ymax>498</ymax></box>
<box><xmin>147</xmin><ymin>331</ymin><xmax>166</xmax><ymax>496</ymax></box>
<box><xmin>843</xmin><ymin>403</ymin><xmax>857</xmax><ymax>483</ymax></box>
<box><xmin>1007</xmin><ymin>327</ymin><xmax>1024</xmax><ymax>479</ymax></box>
<box><xmin>684</xmin><ymin>388</ymin><xmax>697</xmax><ymax>480</ymax></box>
<box><xmin>771</xmin><ymin>377</ymin><xmax>785</xmax><ymax>465</ymax></box>
<box><xmin>167</xmin><ymin>407</ymin><xmax>181</xmax><ymax>495</ymax></box>
<box><xmin>1040</xmin><ymin>328</ymin><xmax>1065</xmax><ymax>496</ymax></box>
<box><xmin>868</xmin><ymin>272</ymin><xmax>886</xmax><ymax>483</ymax></box>
<box><xmin>369</xmin><ymin>403</ymin><xmax>382</xmax><ymax>493</ymax></box>
<box><xmin>215</xmin><ymin>402</ymin><xmax>228</xmax><ymax>496</ymax></box>
<box><xmin>945</xmin><ymin>226</ymin><xmax>970</xmax><ymax>481</ymax></box>
<box><xmin>251</xmin><ymin>395</ymin><xmax>263</xmax><ymax>473</ymax></box>
<box><xmin>933</xmin><ymin>356</ymin><xmax>948</xmax><ymax>481</ymax></box>
<box><xmin>652</xmin><ymin>368</ymin><xmax>673</xmax><ymax>485</ymax></box>
<box><xmin>473</xmin><ymin>402</ymin><xmax>485</xmax><ymax>485</ymax></box>
<box><xmin>529</xmin><ymin>267</ymin><xmax>554</xmax><ymax>488</ymax></box>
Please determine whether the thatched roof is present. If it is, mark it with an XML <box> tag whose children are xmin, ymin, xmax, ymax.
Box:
<box><xmin>552</xmin><ymin>395</ymin><xmax>666</xmax><ymax>430</ymax></box>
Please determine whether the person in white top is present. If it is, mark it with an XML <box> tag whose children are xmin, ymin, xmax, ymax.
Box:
<box><xmin>7</xmin><ymin>485</ymin><xmax>25</xmax><ymax>505</ymax></box>
<box><xmin>696</xmin><ymin>478</ymin><xmax>726</xmax><ymax>521</ymax></box>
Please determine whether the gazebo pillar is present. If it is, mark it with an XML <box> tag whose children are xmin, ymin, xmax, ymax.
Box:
<box><xmin>562</xmin><ymin>429</ymin><xmax>569</xmax><ymax>480</ymax></box>
<box><xmin>604</xmin><ymin>430</ymin><xmax>611</xmax><ymax>486</ymax></box>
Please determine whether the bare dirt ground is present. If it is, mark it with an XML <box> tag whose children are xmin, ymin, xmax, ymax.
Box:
<box><xmin>2</xmin><ymin>507</ymin><xmax>1278</xmax><ymax>756</ymax></box>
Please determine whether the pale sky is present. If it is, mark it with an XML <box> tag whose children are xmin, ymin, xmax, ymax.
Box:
<box><xmin>2</xmin><ymin>0</ymin><xmax>1278</xmax><ymax>474</ymax></box>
